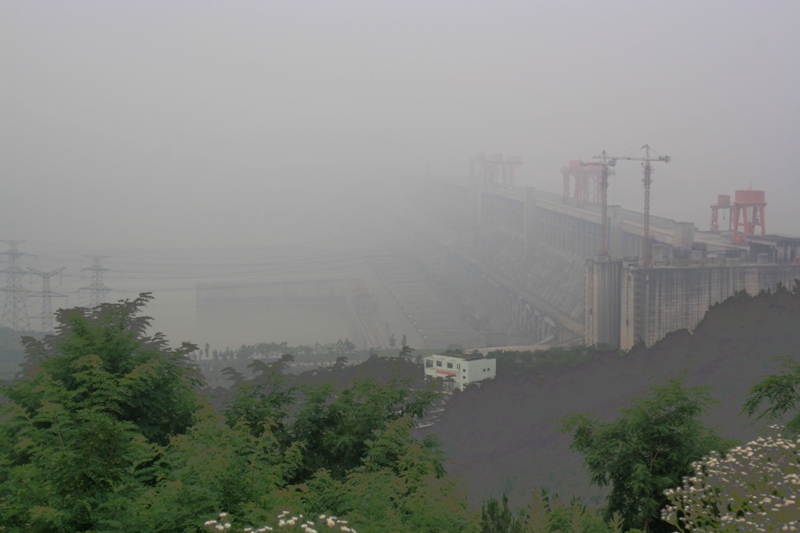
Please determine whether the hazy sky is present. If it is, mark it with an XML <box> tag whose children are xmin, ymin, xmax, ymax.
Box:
<box><xmin>3</xmin><ymin>0</ymin><xmax>800</xmax><ymax>251</ymax></box>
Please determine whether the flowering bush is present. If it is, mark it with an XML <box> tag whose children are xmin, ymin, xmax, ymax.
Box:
<box><xmin>204</xmin><ymin>511</ymin><xmax>357</xmax><ymax>533</ymax></box>
<box><xmin>662</xmin><ymin>426</ymin><xmax>799</xmax><ymax>532</ymax></box>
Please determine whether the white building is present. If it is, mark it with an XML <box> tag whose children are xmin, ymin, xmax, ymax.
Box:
<box><xmin>423</xmin><ymin>352</ymin><xmax>496</xmax><ymax>390</ymax></box>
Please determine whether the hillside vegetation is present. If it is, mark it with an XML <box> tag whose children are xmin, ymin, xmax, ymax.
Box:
<box><xmin>418</xmin><ymin>284</ymin><xmax>800</xmax><ymax>510</ymax></box>
<box><xmin>1</xmin><ymin>286</ymin><xmax>799</xmax><ymax>531</ymax></box>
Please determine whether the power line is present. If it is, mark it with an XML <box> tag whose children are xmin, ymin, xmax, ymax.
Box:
<box><xmin>1</xmin><ymin>240</ymin><xmax>31</xmax><ymax>331</ymax></box>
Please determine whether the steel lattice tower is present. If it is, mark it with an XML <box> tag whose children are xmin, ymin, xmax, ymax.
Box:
<box><xmin>79</xmin><ymin>256</ymin><xmax>112</xmax><ymax>307</ymax></box>
<box><xmin>0</xmin><ymin>240</ymin><xmax>31</xmax><ymax>331</ymax></box>
<box><xmin>29</xmin><ymin>267</ymin><xmax>66</xmax><ymax>333</ymax></box>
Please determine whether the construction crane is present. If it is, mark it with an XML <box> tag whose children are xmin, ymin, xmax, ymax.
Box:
<box><xmin>591</xmin><ymin>145</ymin><xmax>670</xmax><ymax>266</ymax></box>
<box><xmin>611</xmin><ymin>145</ymin><xmax>671</xmax><ymax>267</ymax></box>
<box><xmin>590</xmin><ymin>151</ymin><xmax>616</xmax><ymax>257</ymax></box>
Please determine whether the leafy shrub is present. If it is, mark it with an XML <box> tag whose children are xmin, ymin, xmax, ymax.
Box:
<box><xmin>662</xmin><ymin>425</ymin><xmax>799</xmax><ymax>532</ymax></box>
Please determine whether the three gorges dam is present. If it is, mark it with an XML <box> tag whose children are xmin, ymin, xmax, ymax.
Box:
<box><xmin>197</xmin><ymin>151</ymin><xmax>800</xmax><ymax>352</ymax></box>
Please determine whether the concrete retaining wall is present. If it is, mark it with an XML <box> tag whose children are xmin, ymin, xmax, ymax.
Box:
<box><xmin>619</xmin><ymin>264</ymin><xmax>800</xmax><ymax>349</ymax></box>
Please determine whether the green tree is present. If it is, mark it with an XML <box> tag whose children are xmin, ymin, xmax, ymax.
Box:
<box><xmin>399</xmin><ymin>344</ymin><xmax>415</xmax><ymax>358</ymax></box>
<box><xmin>742</xmin><ymin>355</ymin><xmax>800</xmax><ymax>435</ymax></box>
<box><xmin>292</xmin><ymin>416</ymin><xmax>477</xmax><ymax>533</ymax></box>
<box><xmin>9</xmin><ymin>293</ymin><xmax>202</xmax><ymax>445</ymax></box>
<box><xmin>224</xmin><ymin>358</ymin><xmax>297</xmax><ymax>444</ymax></box>
<box><xmin>102</xmin><ymin>405</ymin><xmax>302</xmax><ymax>532</ymax></box>
<box><xmin>236</xmin><ymin>343</ymin><xmax>256</xmax><ymax>360</ymax></box>
<box><xmin>561</xmin><ymin>377</ymin><xmax>733</xmax><ymax>533</ymax></box>
<box><xmin>0</xmin><ymin>354</ymin><xmax>160</xmax><ymax>531</ymax></box>
<box><xmin>0</xmin><ymin>294</ymin><xmax>203</xmax><ymax>531</ymax></box>
<box><xmin>481</xmin><ymin>493</ymin><xmax>523</xmax><ymax>533</ymax></box>
<box><xmin>522</xmin><ymin>488</ymin><xmax>612</xmax><ymax>533</ymax></box>
<box><xmin>343</xmin><ymin>338</ymin><xmax>356</xmax><ymax>353</ymax></box>
<box><xmin>0</xmin><ymin>295</ymin><xmax>474</xmax><ymax>533</ymax></box>
<box><xmin>289</xmin><ymin>377</ymin><xmax>438</xmax><ymax>482</ymax></box>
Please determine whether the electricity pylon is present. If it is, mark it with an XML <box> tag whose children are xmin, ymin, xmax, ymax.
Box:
<box><xmin>1</xmin><ymin>240</ymin><xmax>31</xmax><ymax>330</ymax></box>
<box><xmin>28</xmin><ymin>267</ymin><xmax>66</xmax><ymax>333</ymax></box>
<box><xmin>79</xmin><ymin>256</ymin><xmax>112</xmax><ymax>307</ymax></box>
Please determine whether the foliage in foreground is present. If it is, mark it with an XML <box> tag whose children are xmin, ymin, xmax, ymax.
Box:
<box><xmin>481</xmin><ymin>492</ymin><xmax>524</xmax><ymax>533</ymax></box>
<box><xmin>203</xmin><ymin>511</ymin><xmax>355</xmax><ymax>532</ymax></box>
<box><xmin>561</xmin><ymin>377</ymin><xmax>735</xmax><ymax>533</ymax></box>
<box><xmin>5</xmin><ymin>289</ymin><xmax>800</xmax><ymax>532</ymax></box>
<box><xmin>742</xmin><ymin>355</ymin><xmax>800</xmax><ymax>436</ymax></box>
<box><xmin>662</xmin><ymin>425</ymin><xmax>799</xmax><ymax>532</ymax></box>
<box><xmin>0</xmin><ymin>294</ymin><xmax>203</xmax><ymax>531</ymax></box>
<box><xmin>480</xmin><ymin>488</ymin><xmax>630</xmax><ymax>533</ymax></box>
<box><xmin>0</xmin><ymin>294</ymin><xmax>477</xmax><ymax>533</ymax></box>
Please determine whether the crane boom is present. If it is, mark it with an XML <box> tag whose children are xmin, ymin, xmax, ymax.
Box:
<box><xmin>592</xmin><ymin>145</ymin><xmax>670</xmax><ymax>266</ymax></box>
<box><xmin>614</xmin><ymin>145</ymin><xmax>670</xmax><ymax>267</ymax></box>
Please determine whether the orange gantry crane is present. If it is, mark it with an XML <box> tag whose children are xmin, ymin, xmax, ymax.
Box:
<box><xmin>710</xmin><ymin>194</ymin><xmax>732</xmax><ymax>233</ymax></box>
<box><xmin>470</xmin><ymin>153</ymin><xmax>523</xmax><ymax>186</ymax></box>
<box><xmin>562</xmin><ymin>160</ymin><xmax>605</xmax><ymax>207</ymax></box>
<box><xmin>731</xmin><ymin>189</ymin><xmax>767</xmax><ymax>244</ymax></box>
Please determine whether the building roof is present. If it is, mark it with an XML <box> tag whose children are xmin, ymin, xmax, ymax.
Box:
<box><xmin>428</xmin><ymin>352</ymin><xmax>491</xmax><ymax>361</ymax></box>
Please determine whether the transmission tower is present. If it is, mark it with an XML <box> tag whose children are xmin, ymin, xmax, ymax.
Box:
<box><xmin>79</xmin><ymin>256</ymin><xmax>112</xmax><ymax>307</ymax></box>
<box><xmin>0</xmin><ymin>240</ymin><xmax>31</xmax><ymax>331</ymax></box>
<box><xmin>28</xmin><ymin>267</ymin><xmax>66</xmax><ymax>333</ymax></box>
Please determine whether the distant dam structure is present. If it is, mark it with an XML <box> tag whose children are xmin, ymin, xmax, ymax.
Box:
<box><xmin>192</xmin><ymin>158</ymin><xmax>800</xmax><ymax>353</ymax></box>
<box><xmin>411</xmin><ymin>162</ymin><xmax>800</xmax><ymax>350</ymax></box>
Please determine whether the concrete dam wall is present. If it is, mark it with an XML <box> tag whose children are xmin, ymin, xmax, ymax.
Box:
<box><xmin>419</xmin><ymin>176</ymin><xmax>800</xmax><ymax>350</ymax></box>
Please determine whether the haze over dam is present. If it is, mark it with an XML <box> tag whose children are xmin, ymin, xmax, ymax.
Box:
<box><xmin>3</xmin><ymin>1</ymin><xmax>800</xmax><ymax>353</ymax></box>
<box><xmin>411</xmin><ymin>169</ymin><xmax>800</xmax><ymax>349</ymax></box>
